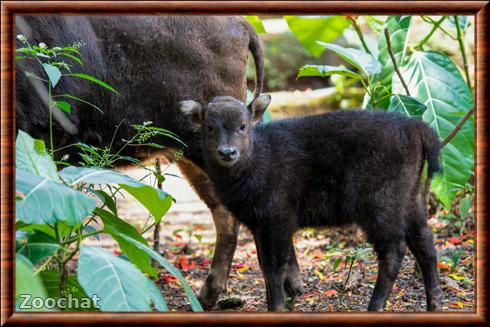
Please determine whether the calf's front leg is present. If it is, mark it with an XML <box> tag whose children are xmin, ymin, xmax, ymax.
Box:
<box><xmin>255</xmin><ymin>227</ymin><xmax>294</xmax><ymax>311</ymax></box>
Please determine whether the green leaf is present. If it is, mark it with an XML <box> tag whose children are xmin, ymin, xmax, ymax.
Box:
<box><xmin>458</xmin><ymin>197</ymin><xmax>472</xmax><ymax>218</ymax></box>
<box><xmin>39</xmin><ymin>270</ymin><xmax>99</xmax><ymax>311</ymax></box>
<box><xmin>285</xmin><ymin>16</ymin><xmax>350</xmax><ymax>57</ymax></box>
<box><xmin>77</xmin><ymin>246</ymin><xmax>167</xmax><ymax>311</ymax></box>
<box><xmin>118</xmin><ymin>234</ymin><xmax>203</xmax><ymax>312</ymax></box>
<box><xmin>59</xmin><ymin>52</ymin><xmax>83</xmax><ymax>65</ymax></box>
<box><xmin>94</xmin><ymin>208</ymin><xmax>157</xmax><ymax>276</ymax></box>
<box><xmin>16</xmin><ymin>130</ymin><xmax>59</xmax><ymax>181</ymax></box>
<box><xmin>245</xmin><ymin>16</ymin><xmax>266</xmax><ymax>34</ymax></box>
<box><xmin>298</xmin><ymin>64</ymin><xmax>362</xmax><ymax>80</ymax></box>
<box><xmin>366</xmin><ymin>16</ymin><xmax>386</xmax><ymax>34</ymax></box>
<box><xmin>369</xmin><ymin>16</ymin><xmax>412</xmax><ymax>108</ymax></box>
<box><xmin>60</xmin><ymin>167</ymin><xmax>172</xmax><ymax>223</ymax></box>
<box><xmin>387</xmin><ymin>94</ymin><xmax>427</xmax><ymax>118</ymax></box>
<box><xmin>316</xmin><ymin>42</ymin><xmax>381</xmax><ymax>76</ymax></box>
<box><xmin>16</xmin><ymin>254</ymin><xmax>48</xmax><ymax>311</ymax></box>
<box><xmin>16</xmin><ymin>169</ymin><xmax>96</xmax><ymax>226</ymax></box>
<box><xmin>146</xmin><ymin>278</ymin><xmax>169</xmax><ymax>311</ymax></box>
<box><xmin>394</xmin><ymin>51</ymin><xmax>474</xmax><ymax>208</ymax></box>
<box><xmin>52</xmin><ymin>101</ymin><xmax>71</xmax><ymax>113</ymax></box>
<box><xmin>59</xmin><ymin>93</ymin><xmax>103</xmax><ymax>114</ymax></box>
<box><xmin>16</xmin><ymin>231</ymin><xmax>60</xmax><ymax>264</ymax></box>
<box><xmin>333</xmin><ymin>258</ymin><xmax>342</xmax><ymax>271</ymax></box>
<box><xmin>66</xmin><ymin>73</ymin><xmax>118</xmax><ymax>94</ymax></box>
<box><xmin>89</xmin><ymin>189</ymin><xmax>118</xmax><ymax>215</ymax></box>
<box><xmin>42</xmin><ymin>63</ymin><xmax>61</xmax><ymax>87</ymax></box>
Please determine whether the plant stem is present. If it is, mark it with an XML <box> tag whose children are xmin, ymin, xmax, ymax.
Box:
<box><xmin>384</xmin><ymin>28</ymin><xmax>411</xmax><ymax>97</ymax></box>
<box><xmin>153</xmin><ymin>158</ymin><xmax>162</xmax><ymax>252</ymax></box>
<box><xmin>349</xmin><ymin>17</ymin><xmax>372</xmax><ymax>55</ymax></box>
<box><xmin>61</xmin><ymin>230</ymin><xmax>102</xmax><ymax>245</ymax></box>
<box><xmin>48</xmin><ymin>82</ymin><xmax>54</xmax><ymax>158</ymax></box>
<box><xmin>441</xmin><ymin>108</ymin><xmax>474</xmax><ymax>147</ymax></box>
<box><xmin>415</xmin><ymin>17</ymin><xmax>446</xmax><ymax>50</ymax></box>
<box><xmin>454</xmin><ymin>16</ymin><xmax>472</xmax><ymax>90</ymax></box>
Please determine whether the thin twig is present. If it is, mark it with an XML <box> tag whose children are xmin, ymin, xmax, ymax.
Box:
<box><xmin>441</xmin><ymin>108</ymin><xmax>474</xmax><ymax>147</ymax></box>
<box><xmin>454</xmin><ymin>16</ymin><xmax>472</xmax><ymax>90</ymax></box>
<box><xmin>384</xmin><ymin>28</ymin><xmax>411</xmax><ymax>97</ymax></box>
<box><xmin>348</xmin><ymin>17</ymin><xmax>372</xmax><ymax>56</ymax></box>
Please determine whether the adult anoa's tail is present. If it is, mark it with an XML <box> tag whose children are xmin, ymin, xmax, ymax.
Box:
<box><xmin>243</xmin><ymin>19</ymin><xmax>264</xmax><ymax>99</ymax></box>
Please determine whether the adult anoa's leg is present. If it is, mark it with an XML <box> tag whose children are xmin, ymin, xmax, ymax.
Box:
<box><xmin>176</xmin><ymin>158</ymin><xmax>239</xmax><ymax>308</ymax></box>
<box><xmin>405</xmin><ymin>200</ymin><xmax>443</xmax><ymax>311</ymax></box>
<box><xmin>254</xmin><ymin>226</ymin><xmax>294</xmax><ymax>311</ymax></box>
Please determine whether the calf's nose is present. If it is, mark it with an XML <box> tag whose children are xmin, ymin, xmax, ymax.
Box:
<box><xmin>217</xmin><ymin>145</ymin><xmax>238</xmax><ymax>161</ymax></box>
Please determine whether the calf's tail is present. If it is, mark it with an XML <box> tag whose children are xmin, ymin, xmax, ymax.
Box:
<box><xmin>421</xmin><ymin>124</ymin><xmax>442</xmax><ymax>179</ymax></box>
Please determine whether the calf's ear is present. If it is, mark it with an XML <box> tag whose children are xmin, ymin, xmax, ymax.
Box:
<box><xmin>179</xmin><ymin>100</ymin><xmax>203</xmax><ymax>127</ymax></box>
<box><xmin>249</xmin><ymin>94</ymin><xmax>271</xmax><ymax>123</ymax></box>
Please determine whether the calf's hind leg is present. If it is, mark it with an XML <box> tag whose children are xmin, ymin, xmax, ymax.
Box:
<box><xmin>405</xmin><ymin>201</ymin><xmax>443</xmax><ymax>311</ymax></box>
<box><xmin>367</xmin><ymin>232</ymin><xmax>407</xmax><ymax>311</ymax></box>
<box><xmin>176</xmin><ymin>158</ymin><xmax>239</xmax><ymax>308</ymax></box>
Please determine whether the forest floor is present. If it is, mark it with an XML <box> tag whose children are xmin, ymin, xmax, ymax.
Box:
<box><xmin>86</xmin><ymin>166</ymin><xmax>475</xmax><ymax>312</ymax></box>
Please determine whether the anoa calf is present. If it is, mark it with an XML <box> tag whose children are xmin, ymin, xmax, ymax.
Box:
<box><xmin>180</xmin><ymin>95</ymin><xmax>444</xmax><ymax>311</ymax></box>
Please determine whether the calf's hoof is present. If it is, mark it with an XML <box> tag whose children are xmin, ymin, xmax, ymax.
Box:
<box><xmin>284</xmin><ymin>277</ymin><xmax>305</xmax><ymax>299</ymax></box>
<box><xmin>427</xmin><ymin>289</ymin><xmax>444</xmax><ymax>311</ymax></box>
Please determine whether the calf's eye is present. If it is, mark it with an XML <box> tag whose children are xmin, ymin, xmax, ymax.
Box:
<box><xmin>207</xmin><ymin>125</ymin><xmax>214</xmax><ymax>133</ymax></box>
<box><xmin>240</xmin><ymin>124</ymin><xmax>246</xmax><ymax>131</ymax></box>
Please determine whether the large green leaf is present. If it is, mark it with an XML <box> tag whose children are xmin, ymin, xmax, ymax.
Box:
<box><xmin>394</xmin><ymin>51</ymin><xmax>474</xmax><ymax>207</ymax></box>
<box><xmin>39</xmin><ymin>270</ymin><xmax>99</xmax><ymax>311</ymax></box>
<box><xmin>119</xmin><ymin>234</ymin><xmax>203</xmax><ymax>312</ymax></box>
<box><xmin>94</xmin><ymin>207</ymin><xmax>157</xmax><ymax>276</ymax></box>
<box><xmin>368</xmin><ymin>16</ymin><xmax>412</xmax><ymax>108</ymax></box>
<box><xmin>298</xmin><ymin>64</ymin><xmax>362</xmax><ymax>80</ymax></box>
<box><xmin>245</xmin><ymin>16</ymin><xmax>266</xmax><ymax>34</ymax></box>
<box><xmin>16</xmin><ymin>231</ymin><xmax>60</xmax><ymax>264</ymax></box>
<box><xmin>285</xmin><ymin>16</ymin><xmax>350</xmax><ymax>57</ymax></box>
<box><xmin>16</xmin><ymin>130</ymin><xmax>59</xmax><ymax>181</ymax></box>
<box><xmin>316</xmin><ymin>42</ymin><xmax>381</xmax><ymax>76</ymax></box>
<box><xmin>16</xmin><ymin>169</ymin><xmax>96</xmax><ymax>226</ymax></box>
<box><xmin>59</xmin><ymin>167</ymin><xmax>172</xmax><ymax>223</ymax></box>
<box><xmin>77</xmin><ymin>246</ymin><xmax>167</xmax><ymax>312</ymax></box>
<box><xmin>387</xmin><ymin>94</ymin><xmax>427</xmax><ymax>118</ymax></box>
<box><xmin>16</xmin><ymin>254</ymin><xmax>48</xmax><ymax>311</ymax></box>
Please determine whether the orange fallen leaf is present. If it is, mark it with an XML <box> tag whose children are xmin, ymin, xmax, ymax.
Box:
<box><xmin>438</xmin><ymin>262</ymin><xmax>451</xmax><ymax>270</ymax></box>
<box><xmin>449</xmin><ymin>237</ymin><xmax>462</xmax><ymax>245</ymax></box>
<box><xmin>324</xmin><ymin>290</ymin><xmax>338</xmax><ymax>297</ymax></box>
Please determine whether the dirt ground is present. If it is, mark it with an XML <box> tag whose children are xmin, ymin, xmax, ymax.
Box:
<box><xmin>86</xmin><ymin>165</ymin><xmax>475</xmax><ymax>312</ymax></box>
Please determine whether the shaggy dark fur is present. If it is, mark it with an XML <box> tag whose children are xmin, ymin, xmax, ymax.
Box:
<box><xmin>183</xmin><ymin>95</ymin><xmax>444</xmax><ymax>312</ymax></box>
